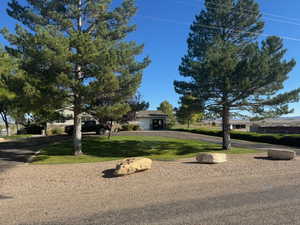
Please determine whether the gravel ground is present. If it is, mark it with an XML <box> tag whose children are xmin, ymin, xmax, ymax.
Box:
<box><xmin>1</xmin><ymin>154</ymin><xmax>300</xmax><ymax>225</ymax></box>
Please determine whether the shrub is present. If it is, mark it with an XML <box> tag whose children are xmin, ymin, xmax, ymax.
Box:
<box><xmin>18</xmin><ymin>125</ymin><xmax>44</xmax><ymax>135</ymax></box>
<box><xmin>48</xmin><ymin>127</ymin><xmax>65</xmax><ymax>135</ymax></box>
<box><xmin>121</xmin><ymin>124</ymin><xmax>140</xmax><ymax>131</ymax></box>
<box><xmin>132</xmin><ymin>125</ymin><xmax>140</xmax><ymax>131</ymax></box>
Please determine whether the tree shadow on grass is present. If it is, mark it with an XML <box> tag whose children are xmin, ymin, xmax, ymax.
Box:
<box><xmin>176</xmin><ymin>145</ymin><xmax>223</xmax><ymax>155</ymax></box>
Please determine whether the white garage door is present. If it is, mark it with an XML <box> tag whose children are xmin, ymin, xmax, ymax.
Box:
<box><xmin>138</xmin><ymin>118</ymin><xmax>151</xmax><ymax>130</ymax></box>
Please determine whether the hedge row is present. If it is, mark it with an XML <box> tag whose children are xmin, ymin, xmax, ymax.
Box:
<box><xmin>173</xmin><ymin>128</ymin><xmax>300</xmax><ymax>148</ymax></box>
<box><xmin>121</xmin><ymin>124</ymin><xmax>140</xmax><ymax>131</ymax></box>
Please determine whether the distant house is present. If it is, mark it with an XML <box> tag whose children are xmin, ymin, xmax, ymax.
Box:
<box><xmin>250</xmin><ymin>117</ymin><xmax>300</xmax><ymax>134</ymax></box>
<box><xmin>133</xmin><ymin>110</ymin><xmax>168</xmax><ymax>130</ymax></box>
<box><xmin>48</xmin><ymin>108</ymin><xmax>168</xmax><ymax>131</ymax></box>
<box><xmin>47</xmin><ymin>107</ymin><xmax>95</xmax><ymax>130</ymax></box>
<box><xmin>201</xmin><ymin>119</ymin><xmax>251</xmax><ymax>131</ymax></box>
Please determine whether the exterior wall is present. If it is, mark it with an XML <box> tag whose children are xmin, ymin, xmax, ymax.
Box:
<box><xmin>137</xmin><ymin>118</ymin><xmax>151</xmax><ymax>130</ymax></box>
<box><xmin>48</xmin><ymin>108</ymin><xmax>95</xmax><ymax>127</ymax></box>
<box><xmin>231</xmin><ymin>124</ymin><xmax>250</xmax><ymax>131</ymax></box>
<box><xmin>134</xmin><ymin>117</ymin><xmax>168</xmax><ymax>130</ymax></box>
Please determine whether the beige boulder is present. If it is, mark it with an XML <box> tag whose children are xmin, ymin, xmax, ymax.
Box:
<box><xmin>114</xmin><ymin>157</ymin><xmax>152</xmax><ymax>176</ymax></box>
<box><xmin>196</xmin><ymin>153</ymin><xmax>227</xmax><ymax>164</ymax></box>
<box><xmin>268</xmin><ymin>149</ymin><xmax>296</xmax><ymax>160</ymax></box>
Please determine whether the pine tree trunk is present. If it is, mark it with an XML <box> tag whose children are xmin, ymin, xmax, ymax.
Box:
<box><xmin>73</xmin><ymin>104</ymin><xmax>83</xmax><ymax>155</ymax></box>
<box><xmin>16</xmin><ymin>122</ymin><xmax>19</xmax><ymax>133</ymax></box>
<box><xmin>108</xmin><ymin>120</ymin><xmax>113</xmax><ymax>140</ymax></box>
<box><xmin>73</xmin><ymin>0</ymin><xmax>83</xmax><ymax>156</ymax></box>
<box><xmin>1</xmin><ymin>112</ymin><xmax>10</xmax><ymax>136</ymax></box>
<box><xmin>44</xmin><ymin>123</ymin><xmax>48</xmax><ymax>136</ymax></box>
<box><xmin>187</xmin><ymin>120</ymin><xmax>190</xmax><ymax>129</ymax></box>
<box><xmin>4</xmin><ymin>121</ymin><xmax>10</xmax><ymax>136</ymax></box>
<box><xmin>222</xmin><ymin>106</ymin><xmax>231</xmax><ymax>150</ymax></box>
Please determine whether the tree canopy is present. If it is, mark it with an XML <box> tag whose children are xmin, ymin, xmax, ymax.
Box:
<box><xmin>176</xmin><ymin>95</ymin><xmax>203</xmax><ymax>128</ymax></box>
<box><xmin>157</xmin><ymin>100</ymin><xmax>176</xmax><ymax>128</ymax></box>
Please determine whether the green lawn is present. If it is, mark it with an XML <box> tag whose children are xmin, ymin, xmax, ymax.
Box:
<box><xmin>32</xmin><ymin>136</ymin><xmax>260</xmax><ymax>164</ymax></box>
<box><xmin>0</xmin><ymin>134</ymin><xmax>33</xmax><ymax>140</ymax></box>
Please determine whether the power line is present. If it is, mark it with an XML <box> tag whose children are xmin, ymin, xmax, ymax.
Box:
<box><xmin>206</xmin><ymin>1</ymin><xmax>300</xmax><ymax>23</ymax></box>
<box><xmin>175</xmin><ymin>0</ymin><xmax>300</xmax><ymax>26</ymax></box>
<box><xmin>138</xmin><ymin>15</ymin><xmax>300</xmax><ymax>42</ymax></box>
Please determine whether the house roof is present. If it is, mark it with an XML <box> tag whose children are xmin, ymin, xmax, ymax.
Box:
<box><xmin>251</xmin><ymin>117</ymin><xmax>300</xmax><ymax>127</ymax></box>
<box><xmin>136</xmin><ymin>110</ymin><xmax>168</xmax><ymax>118</ymax></box>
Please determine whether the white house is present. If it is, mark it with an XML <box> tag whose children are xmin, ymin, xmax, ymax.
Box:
<box><xmin>48</xmin><ymin>108</ymin><xmax>168</xmax><ymax>131</ymax></box>
<box><xmin>134</xmin><ymin>110</ymin><xmax>168</xmax><ymax>130</ymax></box>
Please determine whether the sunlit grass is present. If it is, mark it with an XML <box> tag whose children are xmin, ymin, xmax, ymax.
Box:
<box><xmin>33</xmin><ymin>136</ymin><xmax>260</xmax><ymax>164</ymax></box>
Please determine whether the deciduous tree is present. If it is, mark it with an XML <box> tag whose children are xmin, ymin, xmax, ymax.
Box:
<box><xmin>176</xmin><ymin>95</ymin><xmax>203</xmax><ymax>128</ymax></box>
<box><xmin>157</xmin><ymin>100</ymin><xmax>176</xmax><ymax>128</ymax></box>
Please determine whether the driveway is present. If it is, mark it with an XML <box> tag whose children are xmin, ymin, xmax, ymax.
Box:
<box><xmin>1</xmin><ymin>154</ymin><xmax>300</xmax><ymax>225</ymax></box>
<box><xmin>118</xmin><ymin>131</ymin><xmax>300</xmax><ymax>153</ymax></box>
<box><xmin>0</xmin><ymin>135</ymin><xmax>70</xmax><ymax>167</ymax></box>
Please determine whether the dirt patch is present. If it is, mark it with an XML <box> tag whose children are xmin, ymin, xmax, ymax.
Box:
<box><xmin>0</xmin><ymin>138</ymin><xmax>9</xmax><ymax>143</ymax></box>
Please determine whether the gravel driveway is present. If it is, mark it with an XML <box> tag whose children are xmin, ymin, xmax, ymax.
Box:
<box><xmin>1</xmin><ymin>154</ymin><xmax>300</xmax><ymax>225</ymax></box>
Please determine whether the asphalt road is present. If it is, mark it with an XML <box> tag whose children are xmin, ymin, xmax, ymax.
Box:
<box><xmin>0</xmin><ymin>135</ymin><xmax>70</xmax><ymax>167</ymax></box>
<box><xmin>119</xmin><ymin>131</ymin><xmax>300</xmax><ymax>153</ymax></box>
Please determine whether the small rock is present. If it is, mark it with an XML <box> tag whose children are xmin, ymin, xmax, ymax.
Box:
<box><xmin>114</xmin><ymin>157</ymin><xmax>152</xmax><ymax>176</ymax></box>
<box><xmin>268</xmin><ymin>149</ymin><xmax>296</xmax><ymax>160</ymax></box>
<box><xmin>196</xmin><ymin>153</ymin><xmax>227</xmax><ymax>164</ymax></box>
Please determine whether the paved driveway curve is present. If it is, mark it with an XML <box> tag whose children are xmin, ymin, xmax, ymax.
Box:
<box><xmin>0</xmin><ymin>136</ymin><xmax>70</xmax><ymax>167</ymax></box>
<box><xmin>118</xmin><ymin>131</ymin><xmax>300</xmax><ymax>153</ymax></box>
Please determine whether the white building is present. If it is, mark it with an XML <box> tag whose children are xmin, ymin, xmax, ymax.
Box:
<box><xmin>134</xmin><ymin>111</ymin><xmax>168</xmax><ymax>130</ymax></box>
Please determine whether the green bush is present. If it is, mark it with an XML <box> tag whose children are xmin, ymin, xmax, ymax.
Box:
<box><xmin>173</xmin><ymin>128</ymin><xmax>300</xmax><ymax>147</ymax></box>
<box><xmin>132</xmin><ymin>125</ymin><xmax>140</xmax><ymax>131</ymax></box>
<box><xmin>49</xmin><ymin>127</ymin><xmax>65</xmax><ymax>135</ymax></box>
<box><xmin>121</xmin><ymin>124</ymin><xmax>140</xmax><ymax>131</ymax></box>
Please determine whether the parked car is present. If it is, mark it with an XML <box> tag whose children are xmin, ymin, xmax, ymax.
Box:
<box><xmin>17</xmin><ymin>125</ymin><xmax>44</xmax><ymax>135</ymax></box>
<box><xmin>64</xmin><ymin>120</ymin><xmax>110</xmax><ymax>135</ymax></box>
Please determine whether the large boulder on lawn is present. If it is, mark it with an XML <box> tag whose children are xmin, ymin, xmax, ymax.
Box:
<box><xmin>268</xmin><ymin>149</ymin><xmax>296</xmax><ymax>160</ymax></box>
<box><xmin>114</xmin><ymin>157</ymin><xmax>152</xmax><ymax>176</ymax></box>
<box><xmin>196</xmin><ymin>153</ymin><xmax>227</xmax><ymax>164</ymax></box>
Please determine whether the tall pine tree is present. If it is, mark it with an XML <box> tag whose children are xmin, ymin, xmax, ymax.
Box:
<box><xmin>2</xmin><ymin>0</ymin><xmax>150</xmax><ymax>154</ymax></box>
<box><xmin>174</xmin><ymin>0</ymin><xmax>300</xmax><ymax>150</ymax></box>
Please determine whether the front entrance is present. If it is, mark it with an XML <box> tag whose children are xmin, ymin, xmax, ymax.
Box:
<box><xmin>152</xmin><ymin>119</ymin><xmax>164</xmax><ymax>130</ymax></box>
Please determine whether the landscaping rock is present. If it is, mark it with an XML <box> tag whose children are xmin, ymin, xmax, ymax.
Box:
<box><xmin>196</xmin><ymin>153</ymin><xmax>227</xmax><ymax>164</ymax></box>
<box><xmin>114</xmin><ymin>157</ymin><xmax>152</xmax><ymax>176</ymax></box>
<box><xmin>268</xmin><ymin>149</ymin><xmax>296</xmax><ymax>160</ymax></box>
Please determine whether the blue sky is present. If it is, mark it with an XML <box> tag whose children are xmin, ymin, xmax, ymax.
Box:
<box><xmin>1</xmin><ymin>0</ymin><xmax>300</xmax><ymax>116</ymax></box>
